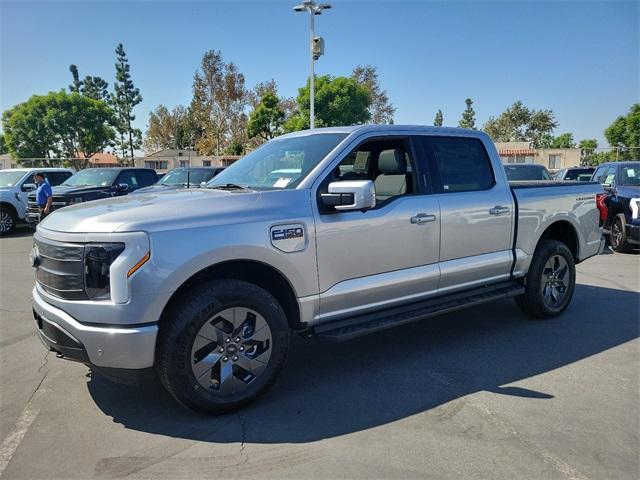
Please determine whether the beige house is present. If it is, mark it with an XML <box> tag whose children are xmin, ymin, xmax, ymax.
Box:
<box><xmin>136</xmin><ymin>149</ymin><xmax>240</xmax><ymax>173</ymax></box>
<box><xmin>0</xmin><ymin>154</ymin><xmax>18</xmax><ymax>170</ymax></box>
<box><xmin>495</xmin><ymin>142</ymin><xmax>581</xmax><ymax>171</ymax></box>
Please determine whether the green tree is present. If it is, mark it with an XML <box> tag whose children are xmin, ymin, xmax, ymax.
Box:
<box><xmin>544</xmin><ymin>132</ymin><xmax>576</xmax><ymax>148</ymax></box>
<box><xmin>578</xmin><ymin>138</ymin><xmax>598</xmax><ymax>165</ymax></box>
<box><xmin>2</xmin><ymin>91</ymin><xmax>116</xmax><ymax>169</ymax></box>
<box><xmin>285</xmin><ymin>75</ymin><xmax>371</xmax><ymax>131</ymax></box>
<box><xmin>0</xmin><ymin>134</ymin><xmax>7</xmax><ymax>155</ymax></box>
<box><xmin>247</xmin><ymin>91</ymin><xmax>286</xmax><ymax>141</ymax></box>
<box><xmin>458</xmin><ymin>98</ymin><xmax>476</xmax><ymax>129</ymax></box>
<box><xmin>191</xmin><ymin>50</ymin><xmax>248</xmax><ymax>155</ymax></box>
<box><xmin>434</xmin><ymin>109</ymin><xmax>443</xmax><ymax>127</ymax></box>
<box><xmin>351</xmin><ymin>65</ymin><xmax>395</xmax><ymax>124</ymax></box>
<box><xmin>224</xmin><ymin>137</ymin><xmax>245</xmax><ymax>156</ymax></box>
<box><xmin>82</xmin><ymin>76</ymin><xmax>110</xmax><ymax>102</ymax></box>
<box><xmin>69</xmin><ymin>65</ymin><xmax>82</xmax><ymax>93</ymax></box>
<box><xmin>144</xmin><ymin>105</ymin><xmax>195</xmax><ymax>152</ymax></box>
<box><xmin>483</xmin><ymin>101</ymin><xmax>558</xmax><ymax>148</ymax></box>
<box><xmin>604</xmin><ymin>104</ymin><xmax>640</xmax><ymax>159</ymax></box>
<box><xmin>113</xmin><ymin>43</ymin><xmax>143</xmax><ymax>160</ymax></box>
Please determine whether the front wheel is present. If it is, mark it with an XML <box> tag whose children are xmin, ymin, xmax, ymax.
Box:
<box><xmin>0</xmin><ymin>207</ymin><xmax>17</xmax><ymax>236</ymax></box>
<box><xmin>515</xmin><ymin>240</ymin><xmax>576</xmax><ymax>319</ymax></box>
<box><xmin>156</xmin><ymin>279</ymin><xmax>290</xmax><ymax>414</ymax></box>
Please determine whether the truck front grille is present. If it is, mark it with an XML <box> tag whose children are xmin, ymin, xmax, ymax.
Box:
<box><xmin>34</xmin><ymin>237</ymin><xmax>87</xmax><ymax>300</ymax></box>
<box><xmin>27</xmin><ymin>196</ymin><xmax>68</xmax><ymax>224</ymax></box>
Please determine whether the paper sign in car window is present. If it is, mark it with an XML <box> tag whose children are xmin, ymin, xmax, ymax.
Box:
<box><xmin>604</xmin><ymin>174</ymin><xmax>615</xmax><ymax>185</ymax></box>
<box><xmin>626</xmin><ymin>169</ymin><xmax>635</xmax><ymax>177</ymax></box>
<box><xmin>273</xmin><ymin>177</ymin><xmax>292</xmax><ymax>188</ymax></box>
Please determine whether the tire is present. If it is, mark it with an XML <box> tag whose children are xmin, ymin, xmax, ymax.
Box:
<box><xmin>610</xmin><ymin>213</ymin><xmax>633</xmax><ymax>253</ymax></box>
<box><xmin>156</xmin><ymin>279</ymin><xmax>290</xmax><ymax>414</ymax></box>
<box><xmin>515</xmin><ymin>240</ymin><xmax>576</xmax><ymax>319</ymax></box>
<box><xmin>0</xmin><ymin>207</ymin><xmax>17</xmax><ymax>236</ymax></box>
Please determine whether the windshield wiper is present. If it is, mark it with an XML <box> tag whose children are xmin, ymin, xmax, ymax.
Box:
<box><xmin>208</xmin><ymin>183</ymin><xmax>249</xmax><ymax>190</ymax></box>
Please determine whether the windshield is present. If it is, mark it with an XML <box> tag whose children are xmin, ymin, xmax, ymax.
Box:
<box><xmin>161</xmin><ymin>169</ymin><xmax>216</xmax><ymax>186</ymax></box>
<box><xmin>208</xmin><ymin>133</ymin><xmax>348</xmax><ymax>190</ymax></box>
<box><xmin>620</xmin><ymin>165</ymin><xmax>640</xmax><ymax>186</ymax></box>
<box><xmin>63</xmin><ymin>169</ymin><xmax>118</xmax><ymax>187</ymax></box>
<box><xmin>564</xmin><ymin>168</ymin><xmax>594</xmax><ymax>180</ymax></box>
<box><xmin>504</xmin><ymin>165</ymin><xmax>551</xmax><ymax>181</ymax></box>
<box><xmin>0</xmin><ymin>171</ymin><xmax>27</xmax><ymax>187</ymax></box>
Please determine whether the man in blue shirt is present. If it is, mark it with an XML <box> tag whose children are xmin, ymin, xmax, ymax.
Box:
<box><xmin>34</xmin><ymin>172</ymin><xmax>53</xmax><ymax>221</ymax></box>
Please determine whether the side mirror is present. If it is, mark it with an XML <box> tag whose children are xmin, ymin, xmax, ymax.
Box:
<box><xmin>321</xmin><ymin>180</ymin><xmax>376</xmax><ymax>211</ymax></box>
<box><xmin>115</xmin><ymin>183</ymin><xmax>129</xmax><ymax>193</ymax></box>
<box><xmin>21</xmin><ymin>183</ymin><xmax>36</xmax><ymax>192</ymax></box>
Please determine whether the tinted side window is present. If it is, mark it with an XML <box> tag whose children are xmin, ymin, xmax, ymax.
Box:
<box><xmin>116</xmin><ymin>171</ymin><xmax>139</xmax><ymax>190</ymax></box>
<box><xmin>136</xmin><ymin>170</ymin><xmax>157</xmax><ymax>187</ymax></box>
<box><xmin>426</xmin><ymin>137</ymin><xmax>494</xmax><ymax>192</ymax></box>
<box><xmin>47</xmin><ymin>172</ymin><xmax>73</xmax><ymax>186</ymax></box>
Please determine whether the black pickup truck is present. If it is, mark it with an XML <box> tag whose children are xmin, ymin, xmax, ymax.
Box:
<box><xmin>592</xmin><ymin>161</ymin><xmax>640</xmax><ymax>252</ymax></box>
<box><xmin>27</xmin><ymin>167</ymin><xmax>157</xmax><ymax>226</ymax></box>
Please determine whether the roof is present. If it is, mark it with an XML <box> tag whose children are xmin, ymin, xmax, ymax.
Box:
<box><xmin>279</xmin><ymin>125</ymin><xmax>491</xmax><ymax>139</ymax></box>
<box><xmin>89</xmin><ymin>152</ymin><xmax>119</xmax><ymax>165</ymax></box>
<box><xmin>499</xmin><ymin>149</ymin><xmax>536</xmax><ymax>156</ymax></box>
<box><xmin>0</xmin><ymin>167</ymin><xmax>73</xmax><ymax>172</ymax></box>
<box><xmin>598</xmin><ymin>161</ymin><xmax>640</xmax><ymax>167</ymax></box>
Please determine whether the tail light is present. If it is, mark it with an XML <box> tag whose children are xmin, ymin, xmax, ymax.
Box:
<box><xmin>595</xmin><ymin>193</ymin><xmax>608</xmax><ymax>227</ymax></box>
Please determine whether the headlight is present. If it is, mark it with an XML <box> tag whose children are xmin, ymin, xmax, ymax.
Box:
<box><xmin>68</xmin><ymin>197</ymin><xmax>84</xmax><ymax>205</ymax></box>
<box><xmin>84</xmin><ymin>243</ymin><xmax>125</xmax><ymax>300</ymax></box>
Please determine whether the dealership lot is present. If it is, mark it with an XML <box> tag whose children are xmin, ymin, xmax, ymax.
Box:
<box><xmin>0</xmin><ymin>229</ymin><xmax>638</xmax><ymax>479</ymax></box>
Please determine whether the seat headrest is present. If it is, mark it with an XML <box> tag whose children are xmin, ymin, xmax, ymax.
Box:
<box><xmin>378</xmin><ymin>149</ymin><xmax>407</xmax><ymax>174</ymax></box>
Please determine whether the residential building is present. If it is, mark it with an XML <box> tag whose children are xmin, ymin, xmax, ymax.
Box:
<box><xmin>136</xmin><ymin>149</ymin><xmax>240</xmax><ymax>173</ymax></box>
<box><xmin>495</xmin><ymin>142</ymin><xmax>582</xmax><ymax>171</ymax></box>
<box><xmin>0</xmin><ymin>154</ymin><xmax>18</xmax><ymax>169</ymax></box>
<box><xmin>89</xmin><ymin>152</ymin><xmax>120</xmax><ymax>167</ymax></box>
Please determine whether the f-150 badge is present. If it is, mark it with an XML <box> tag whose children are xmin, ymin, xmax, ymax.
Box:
<box><xmin>270</xmin><ymin>224</ymin><xmax>306</xmax><ymax>252</ymax></box>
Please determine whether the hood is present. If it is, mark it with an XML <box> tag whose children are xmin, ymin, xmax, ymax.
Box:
<box><xmin>39</xmin><ymin>188</ymin><xmax>273</xmax><ymax>233</ymax></box>
<box><xmin>132</xmin><ymin>184</ymin><xmax>184</xmax><ymax>194</ymax></box>
<box><xmin>50</xmin><ymin>184</ymin><xmax>114</xmax><ymax>196</ymax></box>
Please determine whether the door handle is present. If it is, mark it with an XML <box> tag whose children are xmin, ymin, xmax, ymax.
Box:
<box><xmin>410</xmin><ymin>213</ymin><xmax>437</xmax><ymax>224</ymax></box>
<box><xmin>489</xmin><ymin>206</ymin><xmax>510</xmax><ymax>215</ymax></box>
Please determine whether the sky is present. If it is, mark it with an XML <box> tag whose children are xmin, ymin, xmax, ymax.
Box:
<box><xmin>1</xmin><ymin>0</ymin><xmax>638</xmax><ymax>148</ymax></box>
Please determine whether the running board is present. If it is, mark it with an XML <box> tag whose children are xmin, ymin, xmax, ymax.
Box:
<box><xmin>312</xmin><ymin>281</ymin><xmax>525</xmax><ymax>342</ymax></box>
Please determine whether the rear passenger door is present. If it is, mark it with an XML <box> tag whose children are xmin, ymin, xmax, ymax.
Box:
<box><xmin>135</xmin><ymin>170</ymin><xmax>158</xmax><ymax>188</ymax></box>
<box><xmin>413</xmin><ymin>135</ymin><xmax>514</xmax><ymax>293</ymax></box>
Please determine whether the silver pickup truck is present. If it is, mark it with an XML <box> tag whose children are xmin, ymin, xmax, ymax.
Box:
<box><xmin>30</xmin><ymin>126</ymin><xmax>604</xmax><ymax>413</ymax></box>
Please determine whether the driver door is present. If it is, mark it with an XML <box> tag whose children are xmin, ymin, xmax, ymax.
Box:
<box><xmin>313</xmin><ymin>136</ymin><xmax>441</xmax><ymax>323</ymax></box>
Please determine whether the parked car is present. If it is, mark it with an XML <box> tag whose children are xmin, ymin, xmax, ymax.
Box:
<box><xmin>554</xmin><ymin>166</ymin><xmax>596</xmax><ymax>181</ymax></box>
<box><xmin>591</xmin><ymin>161</ymin><xmax>640</xmax><ymax>252</ymax></box>
<box><xmin>26</xmin><ymin>167</ymin><xmax>157</xmax><ymax>227</ymax></box>
<box><xmin>503</xmin><ymin>163</ymin><xmax>553</xmax><ymax>181</ymax></box>
<box><xmin>0</xmin><ymin>168</ymin><xmax>74</xmax><ymax>235</ymax></box>
<box><xmin>133</xmin><ymin>167</ymin><xmax>224</xmax><ymax>194</ymax></box>
<box><xmin>30</xmin><ymin>126</ymin><xmax>603</xmax><ymax>413</ymax></box>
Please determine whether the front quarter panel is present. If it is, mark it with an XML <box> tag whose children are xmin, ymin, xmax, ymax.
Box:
<box><xmin>145</xmin><ymin>189</ymin><xmax>319</xmax><ymax>314</ymax></box>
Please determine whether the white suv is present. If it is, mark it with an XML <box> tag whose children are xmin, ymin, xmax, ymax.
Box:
<box><xmin>0</xmin><ymin>168</ymin><xmax>74</xmax><ymax>234</ymax></box>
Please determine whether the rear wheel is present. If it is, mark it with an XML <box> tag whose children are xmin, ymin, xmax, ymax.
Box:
<box><xmin>0</xmin><ymin>207</ymin><xmax>17</xmax><ymax>235</ymax></box>
<box><xmin>515</xmin><ymin>240</ymin><xmax>576</xmax><ymax>319</ymax></box>
<box><xmin>156</xmin><ymin>279</ymin><xmax>290</xmax><ymax>414</ymax></box>
<box><xmin>610</xmin><ymin>214</ymin><xmax>632</xmax><ymax>253</ymax></box>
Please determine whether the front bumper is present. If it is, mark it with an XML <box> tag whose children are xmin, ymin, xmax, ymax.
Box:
<box><xmin>32</xmin><ymin>286</ymin><xmax>158</xmax><ymax>369</ymax></box>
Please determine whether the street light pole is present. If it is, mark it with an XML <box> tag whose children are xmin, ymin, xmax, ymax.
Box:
<box><xmin>293</xmin><ymin>1</ymin><xmax>331</xmax><ymax>130</ymax></box>
<box><xmin>309</xmin><ymin>10</ymin><xmax>315</xmax><ymax>129</ymax></box>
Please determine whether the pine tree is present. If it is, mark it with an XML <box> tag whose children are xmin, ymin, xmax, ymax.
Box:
<box><xmin>113</xmin><ymin>43</ymin><xmax>143</xmax><ymax>160</ymax></box>
<box><xmin>458</xmin><ymin>98</ymin><xmax>477</xmax><ymax>129</ymax></box>
<box><xmin>434</xmin><ymin>109</ymin><xmax>443</xmax><ymax>127</ymax></box>
<box><xmin>69</xmin><ymin>65</ymin><xmax>82</xmax><ymax>93</ymax></box>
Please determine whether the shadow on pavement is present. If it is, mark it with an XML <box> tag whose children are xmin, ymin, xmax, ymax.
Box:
<box><xmin>87</xmin><ymin>283</ymin><xmax>639</xmax><ymax>443</ymax></box>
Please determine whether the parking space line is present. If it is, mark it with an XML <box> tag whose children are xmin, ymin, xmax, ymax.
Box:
<box><xmin>0</xmin><ymin>375</ymin><xmax>48</xmax><ymax>477</ymax></box>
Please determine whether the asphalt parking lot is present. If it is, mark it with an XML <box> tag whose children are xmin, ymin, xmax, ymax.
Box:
<box><xmin>0</xmin><ymin>228</ymin><xmax>638</xmax><ymax>479</ymax></box>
